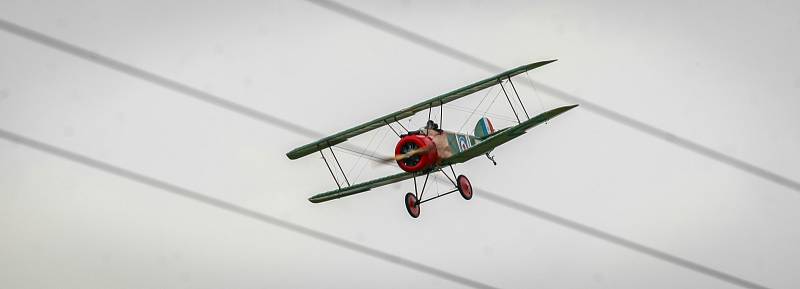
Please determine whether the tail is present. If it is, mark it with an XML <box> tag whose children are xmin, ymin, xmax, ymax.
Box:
<box><xmin>473</xmin><ymin>117</ymin><xmax>496</xmax><ymax>140</ymax></box>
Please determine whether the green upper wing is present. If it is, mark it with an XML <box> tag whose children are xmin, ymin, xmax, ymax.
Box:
<box><xmin>286</xmin><ymin>59</ymin><xmax>558</xmax><ymax>160</ymax></box>
<box><xmin>308</xmin><ymin>170</ymin><xmax>424</xmax><ymax>203</ymax></box>
<box><xmin>443</xmin><ymin>104</ymin><xmax>578</xmax><ymax>165</ymax></box>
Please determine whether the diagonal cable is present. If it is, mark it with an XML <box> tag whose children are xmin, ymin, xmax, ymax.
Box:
<box><xmin>347</xmin><ymin>149</ymin><xmax>773</xmax><ymax>289</ymax></box>
<box><xmin>0</xmin><ymin>17</ymin><xmax>773</xmax><ymax>289</ymax></box>
<box><xmin>0</xmin><ymin>128</ymin><xmax>499</xmax><ymax>289</ymax></box>
<box><xmin>302</xmin><ymin>0</ymin><xmax>800</xmax><ymax>194</ymax></box>
<box><xmin>478</xmin><ymin>189</ymin><xmax>771</xmax><ymax>289</ymax></box>
<box><xmin>0</xmin><ymin>18</ymin><xmax>384</xmax><ymax>162</ymax></box>
<box><xmin>0</xmin><ymin>19</ymin><xmax>317</xmax><ymax>138</ymax></box>
<box><xmin>2</xmin><ymin>13</ymin><xmax>796</xmax><ymax>193</ymax></box>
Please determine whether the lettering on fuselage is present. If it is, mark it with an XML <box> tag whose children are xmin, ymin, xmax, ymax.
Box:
<box><xmin>445</xmin><ymin>131</ymin><xmax>476</xmax><ymax>154</ymax></box>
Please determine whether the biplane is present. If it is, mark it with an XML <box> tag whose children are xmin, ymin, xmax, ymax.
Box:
<box><xmin>287</xmin><ymin>60</ymin><xmax>577</xmax><ymax>218</ymax></box>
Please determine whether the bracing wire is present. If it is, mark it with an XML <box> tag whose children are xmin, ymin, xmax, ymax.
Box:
<box><xmin>525</xmin><ymin>71</ymin><xmax>545</xmax><ymax>111</ymax></box>
<box><xmin>445</xmin><ymin>104</ymin><xmax>518</xmax><ymax>123</ymax></box>
<box><xmin>457</xmin><ymin>85</ymin><xmax>494</xmax><ymax>133</ymax></box>
<box><xmin>354</xmin><ymin>128</ymin><xmax>390</xmax><ymax>180</ymax></box>
<box><xmin>346</xmin><ymin>127</ymin><xmax>380</xmax><ymax>177</ymax></box>
<box><xmin>481</xmin><ymin>85</ymin><xmax>505</xmax><ymax>119</ymax></box>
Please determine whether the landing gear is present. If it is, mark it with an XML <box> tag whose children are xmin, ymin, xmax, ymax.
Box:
<box><xmin>404</xmin><ymin>192</ymin><xmax>420</xmax><ymax>218</ymax></box>
<box><xmin>403</xmin><ymin>167</ymin><xmax>474</xmax><ymax>218</ymax></box>
<box><xmin>457</xmin><ymin>175</ymin><xmax>473</xmax><ymax>200</ymax></box>
<box><xmin>485</xmin><ymin>152</ymin><xmax>497</xmax><ymax>165</ymax></box>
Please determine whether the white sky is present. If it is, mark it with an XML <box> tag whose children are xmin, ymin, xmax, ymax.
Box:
<box><xmin>1</xmin><ymin>0</ymin><xmax>799</xmax><ymax>288</ymax></box>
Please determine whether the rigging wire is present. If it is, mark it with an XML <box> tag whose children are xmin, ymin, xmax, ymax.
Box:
<box><xmin>525</xmin><ymin>71</ymin><xmax>545</xmax><ymax>111</ymax></box>
<box><xmin>445</xmin><ymin>103</ymin><xmax>518</xmax><ymax>123</ymax></box>
<box><xmin>354</xmin><ymin>128</ymin><xmax>391</xmax><ymax>180</ymax></box>
<box><xmin>481</xmin><ymin>85</ymin><xmax>505</xmax><ymax>119</ymax></box>
<box><xmin>346</xmin><ymin>127</ymin><xmax>380</xmax><ymax>177</ymax></box>
<box><xmin>457</xmin><ymin>85</ymin><xmax>494</xmax><ymax>133</ymax></box>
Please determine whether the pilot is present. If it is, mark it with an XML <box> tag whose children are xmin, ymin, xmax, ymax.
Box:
<box><xmin>423</xmin><ymin>119</ymin><xmax>452</xmax><ymax>159</ymax></box>
<box><xmin>425</xmin><ymin>120</ymin><xmax>443</xmax><ymax>133</ymax></box>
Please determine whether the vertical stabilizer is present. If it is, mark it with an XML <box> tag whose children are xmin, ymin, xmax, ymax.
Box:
<box><xmin>474</xmin><ymin>117</ymin><xmax>496</xmax><ymax>139</ymax></box>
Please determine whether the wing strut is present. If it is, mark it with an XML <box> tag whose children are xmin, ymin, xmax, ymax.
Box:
<box><xmin>328</xmin><ymin>146</ymin><xmax>350</xmax><ymax>186</ymax></box>
<box><xmin>384</xmin><ymin>120</ymin><xmax>402</xmax><ymax>138</ymax></box>
<box><xmin>320</xmin><ymin>150</ymin><xmax>342</xmax><ymax>189</ymax></box>
<box><xmin>319</xmin><ymin>145</ymin><xmax>353</xmax><ymax>189</ymax></box>
<box><xmin>507</xmin><ymin>76</ymin><xmax>530</xmax><ymax>120</ymax></box>
<box><xmin>499</xmin><ymin>80</ymin><xmax>522</xmax><ymax>124</ymax></box>
<box><xmin>499</xmin><ymin>75</ymin><xmax>534</xmax><ymax>124</ymax></box>
<box><xmin>393</xmin><ymin>118</ymin><xmax>409</xmax><ymax>134</ymax></box>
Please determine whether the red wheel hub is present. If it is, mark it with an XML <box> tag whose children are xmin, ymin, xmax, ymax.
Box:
<box><xmin>457</xmin><ymin>175</ymin><xmax>472</xmax><ymax>200</ymax></box>
<box><xmin>404</xmin><ymin>192</ymin><xmax>420</xmax><ymax>218</ymax></box>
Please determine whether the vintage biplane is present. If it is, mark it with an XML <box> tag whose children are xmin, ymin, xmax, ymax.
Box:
<box><xmin>287</xmin><ymin>60</ymin><xmax>577</xmax><ymax>218</ymax></box>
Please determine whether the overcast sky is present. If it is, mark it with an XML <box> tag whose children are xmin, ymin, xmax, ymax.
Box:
<box><xmin>1</xmin><ymin>0</ymin><xmax>799</xmax><ymax>288</ymax></box>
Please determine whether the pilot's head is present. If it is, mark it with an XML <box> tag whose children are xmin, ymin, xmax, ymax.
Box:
<box><xmin>425</xmin><ymin>120</ymin><xmax>439</xmax><ymax>130</ymax></box>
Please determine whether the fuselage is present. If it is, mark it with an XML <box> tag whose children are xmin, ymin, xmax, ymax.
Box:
<box><xmin>394</xmin><ymin>128</ymin><xmax>479</xmax><ymax>172</ymax></box>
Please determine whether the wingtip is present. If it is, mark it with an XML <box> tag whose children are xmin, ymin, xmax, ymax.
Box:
<box><xmin>561</xmin><ymin>104</ymin><xmax>579</xmax><ymax>112</ymax></box>
<box><xmin>553</xmin><ymin>104</ymin><xmax>579</xmax><ymax>110</ymax></box>
<box><xmin>286</xmin><ymin>148</ymin><xmax>310</xmax><ymax>160</ymax></box>
<box><xmin>548</xmin><ymin>104</ymin><xmax>579</xmax><ymax>115</ymax></box>
<box><xmin>531</xmin><ymin>59</ymin><xmax>558</xmax><ymax>67</ymax></box>
<box><xmin>540</xmin><ymin>59</ymin><xmax>558</xmax><ymax>65</ymax></box>
<box><xmin>286</xmin><ymin>149</ymin><xmax>301</xmax><ymax>160</ymax></box>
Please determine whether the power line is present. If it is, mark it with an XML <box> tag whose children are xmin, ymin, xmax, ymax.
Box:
<box><xmin>302</xmin><ymin>0</ymin><xmax>800</xmax><ymax>195</ymax></box>
<box><xmin>2</xmin><ymin>14</ymin><xmax>796</xmax><ymax>194</ymax></box>
<box><xmin>478</xmin><ymin>190</ymin><xmax>771</xmax><ymax>289</ymax></box>
<box><xmin>0</xmin><ymin>128</ymin><xmax>499</xmax><ymax>289</ymax></box>
<box><xmin>343</xmin><ymin>146</ymin><xmax>773</xmax><ymax>289</ymax></box>
<box><xmin>0</xmin><ymin>17</ymin><xmax>773</xmax><ymax>289</ymax></box>
<box><xmin>0</xmin><ymin>18</ymin><xmax>383</xmax><ymax>162</ymax></box>
<box><xmin>0</xmin><ymin>19</ymin><xmax>319</xmax><ymax>138</ymax></box>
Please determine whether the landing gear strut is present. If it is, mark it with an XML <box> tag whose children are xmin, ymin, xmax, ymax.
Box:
<box><xmin>485</xmin><ymin>152</ymin><xmax>497</xmax><ymax>165</ymax></box>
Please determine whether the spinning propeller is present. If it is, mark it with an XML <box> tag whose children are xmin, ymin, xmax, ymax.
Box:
<box><xmin>378</xmin><ymin>146</ymin><xmax>434</xmax><ymax>164</ymax></box>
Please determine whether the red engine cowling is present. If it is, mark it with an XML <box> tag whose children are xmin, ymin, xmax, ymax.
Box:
<box><xmin>395</xmin><ymin>134</ymin><xmax>439</xmax><ymax>172</ymax></box>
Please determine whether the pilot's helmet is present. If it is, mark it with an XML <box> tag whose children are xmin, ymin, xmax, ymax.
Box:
<box><xmin>425</xmin><ymin>120</ymin><xmax>439</xmax><ymax>130</ymax></box>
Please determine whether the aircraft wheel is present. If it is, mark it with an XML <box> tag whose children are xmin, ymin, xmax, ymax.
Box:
<box><xmin>457</xmin><ymin>175</ymin><xmax>473</xmax><ymax>200</ymax></box>
<box><xmin>404</xmin><ymin>192</ymin><xmax>420</xmax><ymax>218</ymax></box>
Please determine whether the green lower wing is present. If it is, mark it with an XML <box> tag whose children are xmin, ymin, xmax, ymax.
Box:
<box><xmin>443</xmin><ymin>104</ymin><xmax>578</xmax><ymax>165</ymax></box>
<box><xmin>308</xmin><ymin>170</ymin><xmax>421</xmax><ymax>203</ymax></box>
